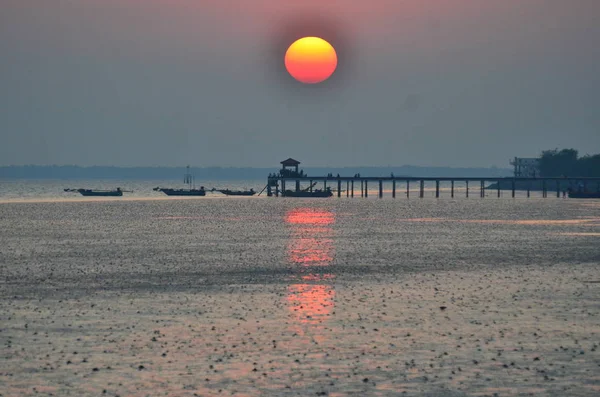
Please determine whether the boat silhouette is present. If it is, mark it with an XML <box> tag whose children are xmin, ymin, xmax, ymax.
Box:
<box><xmin>154</xmin><ymin>166</ymin><xmax>206</xmax><ymax>196</ymax></box>
<box><xmin>212</xmin><ymin>188</ymin><xmax>256</xmax><ymax>196</ymax></box>
<box><xmin>64</xmin><ymin>188</ymin><xmax>129</xmax><ymax>197</ymax></box>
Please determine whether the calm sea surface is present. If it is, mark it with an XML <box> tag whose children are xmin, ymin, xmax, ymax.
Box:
<box><xmin>1</xmin><ymin>185</ymin><xmax>598</xmax><ymax>290</ymax></box>
<box><xmin>1</xmin><ymin>180</ymin><xmax>599</xmax><ymax>396</ymax></box>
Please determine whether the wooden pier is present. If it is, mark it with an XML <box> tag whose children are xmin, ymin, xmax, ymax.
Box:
<box><xmin>268</xmin><ymin>176</ymin><xmax>600</xmax><ymax>198</ymax></box>
<box><xmin>266</xmin><ymin>159</ymin><xmax>600</xmax><ymax>198</ymax></box>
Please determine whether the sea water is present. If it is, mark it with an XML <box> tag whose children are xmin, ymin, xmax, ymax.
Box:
<box><xmin>1</xmin><ymin>187</ymin><xmax>599</xmax><ymax>396</ymax></box>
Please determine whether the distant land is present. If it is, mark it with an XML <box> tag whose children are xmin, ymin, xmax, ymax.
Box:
<box><xmin>0</xmin><ymin>165</ymin><xmax>512</xmax><ymax>180</ymax></box>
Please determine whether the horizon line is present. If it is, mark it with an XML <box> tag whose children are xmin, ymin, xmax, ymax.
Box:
<box><xmin>0</xmin><ymin>164</ymin><xmax>511</xmax><ymax>170</ymax></box>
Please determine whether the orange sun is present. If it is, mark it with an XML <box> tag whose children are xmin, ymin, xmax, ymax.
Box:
<box><xmin>285</xmin><ymin>37</ymin><xmax>338</xmax><ymax>84</ymax></box>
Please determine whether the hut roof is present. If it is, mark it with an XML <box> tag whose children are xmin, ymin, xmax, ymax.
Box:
<box><xmin>280</xmin><ymin>158</ymin><xmax>301</xmax><ymax>166</ymax></box>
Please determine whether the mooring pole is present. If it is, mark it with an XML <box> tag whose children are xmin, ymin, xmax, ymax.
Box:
<box><xmin>346</xmin><ymin>180</ymin><xmax>349</xmax><ymax>197</ymax></box>
<box><xmin>466</xmin><ymin>181</ymin><xmax>469</xmax><ymax>198</ymax></box>
<box><xmin>338</xmin><ymin>180</ymin><xmax>341</xmax><ymax>198</ymax></box>
<box><xmin>451</xmin><ymin>180</ymin><xmax>455</xmax><ymax>198</ymax></box>
<box><xmin>557</xmin><ymin>181</ymin><xmax>560</xmax><ymax>198</ymax></box>
<box><xmin>480</xmin><ymin>180</ymin><xmax>485</xmax><ymax>198</ymax></box>
<box><xmin>310</xmin><ymin>180</ymin><xmax>313</xmax><ymax>192</ymax></box>
<box><xmin>406</xmin><ymin>180</ymin><xmax>410</xmax><ymax>198</ymax></box>
<box><xmin>351</xmin><ymin>180</ymin><xmax>354</xmax><ymax>197</ymax></box>
<box><xmin>527</xmin><ymin>181</ymin><xmax>530</xmax><ymax>198</ymax></box>
<box><xmin>419</xmin><ymin>180</ymin><xmax>424</xmax><ymax>198</ymax></box>
<box><xmin>497</xmin><ymin>180</ymin><xmax>501</xmax><ymax>198</ymax></box>
<box><xmin>365</xmin><ymin>181</ymin><xmax>368</xmax><ymax>198</ymax></box>
<box><xmin>512</xmin><ymin>179</ymin><xmax>516</xmax><ymax>198</ymax></box>
<box><xmin>379</xmin><ymin>180</ymin><xmax>383</xmax><ymax>198</ymax></box>
<box><xmin>361</xmin><ymin>180</ymin><xmax>364</xmax><ymax>197</ymax></box>
<box><xmin>435</xmin><ymin>180</ymin><xmax>440</xmax><ymax>198</ymax></box>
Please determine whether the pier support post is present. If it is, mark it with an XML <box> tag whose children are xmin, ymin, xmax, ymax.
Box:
<box><xmin>296</xmin><ymin>180</ymin><xmax>300</xmax><ymax>192</ymax></box>
<box><xmin>338</xmin><ymin>180</ymin><xmax>341</xmax><ymax>198</ymax></box>
<box><xmin>392</xmin><ymin>180</ymin><xmax>396</xmax><ymax>198</ymax></box>
<box><xmin>406</xmin><ymin>181</ymin><xmax>410</xmax><ymax>198</ymax></box>
<box><xmin>365</xmin><ymin>181</ymin><xmax>368</xmax><ymax>198</ymax></box>
<box><xmin>451</xmin><ymin>181</ymin><xmax>455</xmax><ymax>198</ymax></box>
<box><xmin>419</xmin><ymin>180</ymin><xmax>424</xmax><ymax>198</ymax></box>
<box><xmin>497</xmin><ymin>180</ymin><xmax>501</xmax><ymax>198</ymax></box>
<box><xmin>282</xmin><ymin>180</ymin><xmax>286</xmax><ymax>194</ymax></box>
<box><xmin>435</xmin><ymin>180</ymin><xmax>440</xmax><ymax>198</ymax></box>
<box><xmin>275</xmin><ymin>182</ymin><xmax>279</xmax><ymax>197</ymax></box>
<box><xmin>466</xmin><ymin>181</ymin><xmax>469</xmax><ymax>198</ymax></box>
<box><xmin>542</xmin><ymin>180</ymin><xmax>547</xmax><ymax>198</ymax></box>
<box><xmin>480</xmin><ymin>180</ymin><xmax>485</xmax><ymax>198</ymax></box>
<box><xmin>346</xmin><ymin>181</ymin><xmax>349</xmax><ymax>197</ymax></box>
<box><xmin>351</xmin><ymin>180</ymin><xmax>354</xmax><ymax>198</ymax></box>
<box><xmin>512</xmin><ymin>180</ymin><xmax>516</xmax><ymax>198</ymax></box>
<box><xmin>379</xmin><ymin>180</ymin><xmax>383</xmax><ymax>198</ymax></box>
<box><xmin>361</xmin><ymin>181</ymin><xmax>364</xmax><ymax>197</ymax></box>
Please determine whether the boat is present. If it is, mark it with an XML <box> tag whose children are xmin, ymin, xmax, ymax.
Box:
<box><xmin>154</xmin><ymin>187</ymin><xmax>206</xmax><ymax>196</ymax></box>
<box><xmin>282</xmin><ymin>188</ymin><xmax>333</xmax><ymax>198</ymax></box>
<box><xmin>568</xmin><ymin>191</ymin><xmax>600</xmax><ymax>199</ymax></box>
<box><xmin>213</xmin><ymin>188</ymin><xmax>256</xmax><ymax>196</ymax></box>
<box><xmin>64</xmin><ymin>188</ymin><xmax>126</xmax><ymax>197</ymax></box>
<box><xmin>154</xmin><ymin>166</ymin><xmax>206</xmax><ymax>196</ymax></box>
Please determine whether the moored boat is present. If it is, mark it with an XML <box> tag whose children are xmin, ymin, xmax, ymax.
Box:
<box><xmin>213</xmin><ymin>188</ymin><xmax>256</xmax><ymax>196</ymax></box>
<box><xmin>568</xmin><ymin>191</ymin><xmax>600</xmax><ymax>199</ymax></box>
<box><xmin>154</xmin><ymin>166</ymin><xmax>206</xmax><ymax>196</ymax></box>
<box><xmin>282</xmin><ymin>188</ymin><xmax>333</xmax><ymax>198</ymax></box>
<box><xmin>64</xmin><ymin>188</ymin><xmax>126</xmax><ymax>197</ymax></box>
<box><xmin>154</xmin><ymin>187</ymin><xmax>206</xmax><ymax>196</ymax></box>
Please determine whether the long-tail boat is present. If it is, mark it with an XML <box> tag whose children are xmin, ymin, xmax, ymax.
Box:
<box><xmin>64</xmin><ymin>188</ymin><xmax>127</xmax><ymax>197</ymax></box>
<box><xmin>154</xmin><ymin>166</ymin><xmax>206</xmax><ymax>196</ymax></box>
<box><xmin>212</xmin><ymin>188</ymin><xmax>256</xmax><ymax>196</ymax></box>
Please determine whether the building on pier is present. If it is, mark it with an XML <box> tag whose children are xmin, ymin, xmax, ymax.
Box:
<box><xmin>511</xmin><ymin>157</ymin><xmax>540</xmax><ymax>178</ymax></box>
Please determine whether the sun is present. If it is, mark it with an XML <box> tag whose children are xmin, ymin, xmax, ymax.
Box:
<box><xmin>285</xmin><ymin>37</ymin><xmax>338</xmax><ymax>84</ymax></box>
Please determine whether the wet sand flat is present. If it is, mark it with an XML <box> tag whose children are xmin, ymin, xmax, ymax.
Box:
<box><xmin>1</xmin><ymin>198</ymin><xmax>599</xmax><ymax>396</ymax></box>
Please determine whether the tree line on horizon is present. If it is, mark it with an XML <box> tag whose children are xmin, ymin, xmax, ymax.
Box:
<box><xmin>539</xmin><ymin>149</ymin><xmax>600</xmax><ymax>178</ymax></box>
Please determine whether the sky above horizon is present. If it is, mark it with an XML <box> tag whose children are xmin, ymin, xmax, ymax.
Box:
<box><xmin>2</xmin><ymin>0</ymin><xmax>599</xmax><ymax>167</ymax></box>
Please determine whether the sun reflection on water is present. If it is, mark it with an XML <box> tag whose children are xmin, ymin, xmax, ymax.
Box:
<box><xmin>285</xmin><ymin>208</ymin><xmax>336</xmax><ymax>327</ymax></box>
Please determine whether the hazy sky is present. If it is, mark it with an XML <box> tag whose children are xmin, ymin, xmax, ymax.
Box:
<box><xmin>2</xmin><ymin>0</ymin><xmax>599</xmax><ymax>167</ymax></box>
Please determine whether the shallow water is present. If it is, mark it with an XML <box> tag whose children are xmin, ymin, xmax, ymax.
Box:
<box><xmin>1</xmin><ymin>197</ymin><xmax>599</xmax><ymax>396</ymax></box>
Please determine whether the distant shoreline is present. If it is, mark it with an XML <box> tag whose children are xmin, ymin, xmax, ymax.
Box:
<box><xmin>0</xmin><ymin>165</ymin><xmax>511</xmax><ymax>180</ymax></box>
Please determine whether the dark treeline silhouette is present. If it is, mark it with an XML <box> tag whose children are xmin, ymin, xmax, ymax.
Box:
<box><xmin>539</xmin><ymin>149</ymin><xmax>600</xmax><ymax>177</ymax></box>
<box><xmin>0</xmin><ymin>165</ymin><xmax>511</xmax><ymax>180</ymax></box>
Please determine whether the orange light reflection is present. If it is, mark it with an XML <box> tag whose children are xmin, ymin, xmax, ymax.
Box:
<box><xmin>285</xmin><ymin>208</ymin><xmax>336</xmax><ymax>327</ymax></box>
